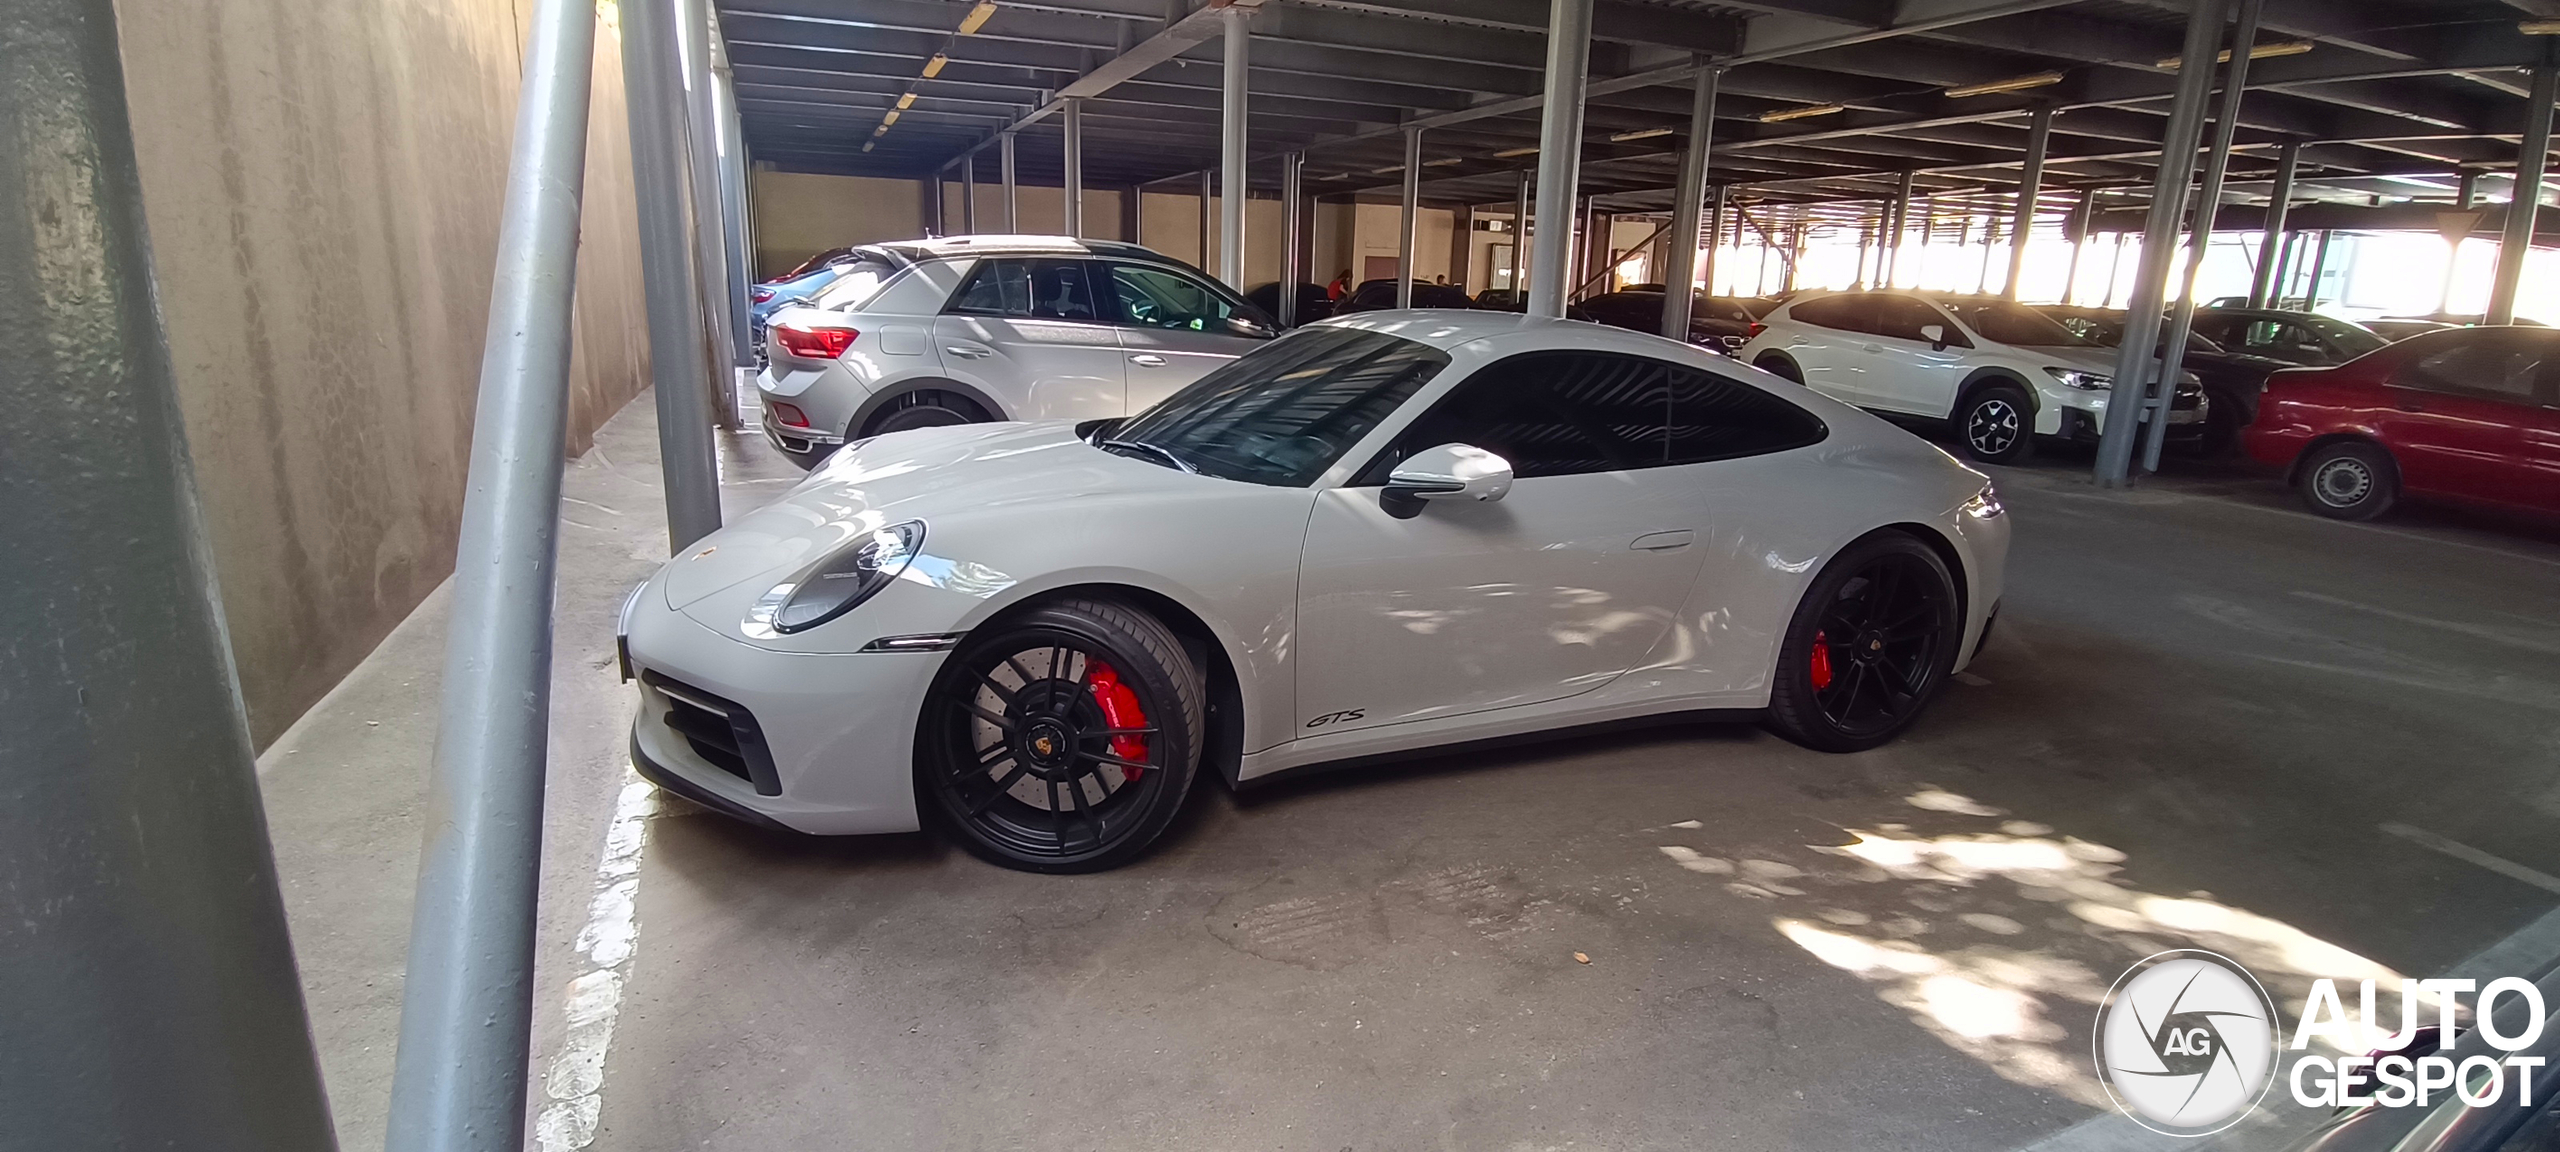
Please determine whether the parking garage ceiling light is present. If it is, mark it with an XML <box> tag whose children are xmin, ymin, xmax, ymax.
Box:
<box><xmin>2154</xmin><ymin>40</ymin><xmax>2313</xmax><ymax>68</ymax></box>
<box><xmin>1760</xmin><ymin>103</ymin><xmax>1847</xmax><ymax>123</ymax></box>
<box><xmin>1424</xmin><ymin>157</ymin><xmax>1464</xmax><ymax>167</ymax></box>
<box><xmin>1609</xmin><ymin>127</ymin><xmax>1675</xmax><ymax>142</ymax></box>
<box><xmin>1943</xmin><ymin>71</ymin><xmax>2064</xmax><ymax>99</ymax></box>
<box><xmin>921</xmin><ymin>52</ymin><xmax>950</xmax><ymax>78</ymax></box>
<box><xmin>2524</xmin><ymin>19</ymin><xmax>2560</xmax><ymax>34</ymax></box>
<box><xmin>957</xmin><ymin>1</ymin><xmax>998</xmax><ymax>36</ymax></box>
<box><xmin>1493</xmin><ymin>146</ymin><xmax>1538</xmax><ymax>159</ymax></box>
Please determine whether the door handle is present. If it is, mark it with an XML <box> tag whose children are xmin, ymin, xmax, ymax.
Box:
<box><xmin>1630</xmin><ymin>530</ymin><xmax>1694</xmax><ymax>551</ymax></box>
<box><xmin>944</xmin><ymin>345</ymin><xmax>990</xmax><ymax>359</ymax></box>
<box><xmin>1128</xmin><ymin>354</ymin><xmax>1168</xmax><ymax>367</ymax></box>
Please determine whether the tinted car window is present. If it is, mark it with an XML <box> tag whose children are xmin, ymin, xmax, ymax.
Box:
<box><xmin>810</xmin><ymin>259</ymin><xmax>894</xmax><ymax>311</ymax></box>
<box><xmin>949</xmin><ymin>258</ymin><xmax>1099</xmax><ymax>321</ymax></box>
<box><xmin>2394</xmin><ymin>332</ymin><xmax>2555</xmax><ymax>402</ymax></box>
<box><xmin>1942</xmin><ymin>300</ymin><xmax>2087</xmax><ymax>347</ymax></box>
<box><xmin>1875</xmin><ymin>296</ymin><xmax>1970</xmax><ymax>346</ymax></box>
<box><xmin>2237</xmin><ymin>319</ymin><xmax>2333</xmax><ymax>362</ymax></box>
<box><xmin>1107</xmin><ymin>263</ymin><xmax>1259</xmax><ymax>333</ymax></box>
<box><xmin>1106</xmin><ymin>327</ymin><xmax>1447</xmax><ymax>487</ymax></box>
<box><xmin>1788</xmin><ymin>294</ymin><xmax>1876</xmax><ymax>334</ymax></box>
<box><xmin>1384</xmin><ymin>351</ymin><xmax>1822</xmax><ymax>480</ymax></box>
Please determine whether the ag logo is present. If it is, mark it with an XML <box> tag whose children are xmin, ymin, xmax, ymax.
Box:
<box><xmin>1305</xmin><ymin>709</ymin><xmax>1365</xmax><ymax>728</ymax></box>
<box><xmin>2094</xmin><ymin>950</ymin><xmax>2279</xmax><ymax>1136</ymax></box>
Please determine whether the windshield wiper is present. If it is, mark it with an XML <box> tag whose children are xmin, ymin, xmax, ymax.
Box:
<box><xmin>1100</xmin><ymin>438</ymin><xmax>1198</xmax><ymax>475</ymax></box>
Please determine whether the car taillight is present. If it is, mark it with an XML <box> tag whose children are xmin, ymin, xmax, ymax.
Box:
<box><xmin>774</xmin><ymin>322</ymin><xmax>856</xmax><ymax>359</ymax></box>
<box><xmin>768</xmin><ymin>401</ymin><xmax>810</xmax><ymax>428</ymax></box>
<box><xmin>751</xmin><ymin>286</ymin><xmax>775</xmax><ymax>303</ymax></box>
<box><xmin>1748</xmin><ymin>322</ymin><xmax>1766</xmax><ymax>339</ymax></box>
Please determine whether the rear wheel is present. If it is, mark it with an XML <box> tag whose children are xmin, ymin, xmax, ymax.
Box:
<box><xmin>916</xmin><ymin>598</ymin><xmax>1203</xmax><ymax>873</ymax></box>
<box><xmin>1954</xmin><ymin>386</ymin><xmax>2034</xmax><ymax>465</ymax></box>
<box><xmin>1754</xmin><ymin>353</ymin><xmax>1803</xmax><ymax>383</ymax></box>
<box><xmin>1765</xmin><ymin>533</ymin><xmax>1961</xmax><ymax>753</ymax></box>
<box><xmin>864</xmin><ymin>389</ymin><xmax>986</xmax><ymax>436</ymax></box>
<box><xmin>2297</xmin><ymin>440</ymin><xmax>2399</xmax><ymax>521</ymax></box>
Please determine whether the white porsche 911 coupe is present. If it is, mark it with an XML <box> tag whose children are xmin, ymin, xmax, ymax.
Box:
<box><xmin>621</xmin><ymin>311</ymin><xmax>2009</xmax><ymax>872</ymax></box>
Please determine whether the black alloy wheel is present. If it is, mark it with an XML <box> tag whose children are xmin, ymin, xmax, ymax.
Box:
<box><xmin>2296</xmin><ymin>440</ymin><xmax>2399</xmax><ymax>521</ymax></box>
<box><xmin>1956</xmin><ymin>387</ymin><xmax>2033</xmax><ymax>464</ymax></box>
<box><xmin>866</xmin><ymin>390</ymin><xmax>983</xmax><ymax>436</ymax></box>
<box><xmin>917</xmin><ymin>598</ymin><xmax>1203</xmax><ymax>872</ymax></box>
<box><xmin>1766</xmin><ymin>533</ymin><xmax>1961</xmax><ymax>752</ymax></box>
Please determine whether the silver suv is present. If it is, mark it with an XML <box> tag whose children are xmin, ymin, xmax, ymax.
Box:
<box><xmin>756</xmin><ymin>236</ymin><xmax>1276</xmax><ymax>467</ymax></box>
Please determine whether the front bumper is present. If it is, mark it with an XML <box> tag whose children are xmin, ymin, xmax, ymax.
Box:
<box><xmin>2051</xmin><ymin>393</ymin><xmax>2207</xmax><ymax>444</ymax></box>
<box><xmin>623</xmin><ymin>597</ymin><xmax>943</xmax><ymax>835</ymax></box>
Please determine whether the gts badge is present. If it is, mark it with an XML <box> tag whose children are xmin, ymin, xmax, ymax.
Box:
<box><xmin>1305</xmin><ymin>709</ymin><xmax>1365</xmax><ymax>729</ymax></box>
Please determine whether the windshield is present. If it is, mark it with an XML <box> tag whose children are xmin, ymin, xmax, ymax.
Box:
<box><xmin>1943</xmin><ymin>300</ymin><xmax>2091</xmax><ymax>347</ymax></box>
<box><xmin>1105</xmin><ymin>327</ymin><xmax>1448</xmax><ymax>486</ymax></box>
<box><xmin>2304</xmin><ymin>315</ymin><xmax>2388</xmax><ymax>356</ymax></box>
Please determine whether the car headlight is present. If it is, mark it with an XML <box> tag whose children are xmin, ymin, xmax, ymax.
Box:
<box><xmin>2044</xmin><ymin>367</ymin><xmax>2113</xmax><ymax>391</ymax></box>
<box><xmin>1963</xmin><ymin>481</ymin><xmax>2006</xmax><ymax>520</ymax></box>
<box><xmin>745</xmin><ymin>520</ymin><xmax>923</xmax><ymax>636</ymax></box>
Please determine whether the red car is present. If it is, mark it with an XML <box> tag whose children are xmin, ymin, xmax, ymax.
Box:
<box><xmin>2243</xmin><ymin>326</ymin><xmax>2560</xmax><ymax>520</ymax></box>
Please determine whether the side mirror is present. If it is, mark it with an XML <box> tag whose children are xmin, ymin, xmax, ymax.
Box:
<box><xmin>1227</xmin><ymin>316</ymin><xmax>1276</xmax><ymax>339</ymax></box>
<box><xmin>1381</xmin><ymin>443</ymin><xmax>1513</xmax><ymax>519</ymax></box>
<box><xmin>1919</xmin><ymin>323</ymin><xmax>1948</xmax><ymax>350</ymax></box>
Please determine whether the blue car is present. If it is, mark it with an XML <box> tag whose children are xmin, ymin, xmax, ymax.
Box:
<box><xmin>749</xmin><ymin>265</ymin><xmax>852</xmax><ymax>366</ymax></box>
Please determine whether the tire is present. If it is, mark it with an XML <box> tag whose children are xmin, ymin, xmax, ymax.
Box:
<box><xmin>864</xmin><ymin>389</ymin><xmax>985</xmax><ymax>436</ymax></box>
<box><xmin>1754</xmin><ymin>353</ymin><xmax>1803</xmax><ymax>384</ymax></box>
<box><xmin>1764</xmin><ymin>532</ymin><xmax>1963</xmax><ymax>753</ymax></box>
<box><xmin>916</xmin><ymin>597</ymin><xmax>1205</xmax><ymax>873</ymax></box>
<box><xmin>2193</xmin><ymin>390</ymin><xmax>2245</xmax><ymax>459</ymax></box>
<box><xmin>2296</xmin><ymin>440</ymin><xmax>2399</xmax><ymax>521</ymax></box>
<box><xmin>1953</xmin><ymin>385</ymin><xmax>2034</xmax><ymax>465</ymax></box>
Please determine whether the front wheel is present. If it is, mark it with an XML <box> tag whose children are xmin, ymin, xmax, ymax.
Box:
<box><xmin>865</xmin><ymin>389</ymin><xmax>986</xmax><ymax>436</ymax></box>
<box><xmin>916</xmin><ymin>598</ymin><xmax>1204</xmax><ymax>873</ymax></box>
<box><xmin>1764</xmin><ymin>533</ymin><xmax>1962</xmax><ymax>753</ymax></box>
<box><xmin>1954</xmin><ymin>386</ymin><xmax>2034</xmax><ymax>464</ymax></box>
<box><xmin>2297</xmin><ymin>440</ymin><xmax>2399</xmax><ymax>521</ymax></box>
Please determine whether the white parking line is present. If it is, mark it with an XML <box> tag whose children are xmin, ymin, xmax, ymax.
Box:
<box><xmin>2379</xmin><ymin>821</ymin><xmax>2560</xmax><ymax>896</ymax></box>
<box><xmin>531</xmin><ymin>770</ymin><xmax>658</xmax><ymax>1152</ymax></box>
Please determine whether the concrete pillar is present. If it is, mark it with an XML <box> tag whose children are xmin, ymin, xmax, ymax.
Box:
<box><xmin>1219</xmin><ymin>8</ymin><xmax>1249</xmax><ymax>287</ymax></box>
<box><xmin>2094</xmin><ymin>0</ymin><xmax>2229</xmax><ymax>486</ymax></box>
<box><xmin>1063</xmin><ymin>97</ymin><xmax>1084</xmax><ymax>238</ymax></box>
<box><xmin>2489</xmin><ymin>55</ymin><xmax>2558</xmax><ymax>324</ymax></box>
<box><xmin>1398</xmin><ymin>127</ymin><xmax>1421</xmax><ymax>307</ymax></box>
<box><xmin>2003</xmin><ymin>104</ymin><xmax>2052</xmax><ymax>299</ymax></box>
<box><xmin>1</xmin><ymin>0</ymin><xmax>338</xmax><ymax>1145</ymax></box>
<box><xmin>2248</xmin><ymin>142</ymin><xmax>2299</xmax><ymax>308</ymax></box>
<box><xmin>1662</xmin><ymin>64</ymin><xmax>1718</xmax><ymax>337</ymax></box>
<box><xmin>1526</xmin><ymin>0</ymin><xmax>1595</xmax><ymax>317</ymax></box>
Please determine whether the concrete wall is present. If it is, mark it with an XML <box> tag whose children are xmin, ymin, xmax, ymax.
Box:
<box><xmin>116</xmin><ymin>0</ymin><xmax>652</xmax><ymax>746</ymax></box>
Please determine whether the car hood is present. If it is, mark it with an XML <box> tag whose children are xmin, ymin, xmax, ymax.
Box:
<box><xmin>660</xmin><ymin>421</ymin><xmax>1203</xmax><ymax>611</ymax></box>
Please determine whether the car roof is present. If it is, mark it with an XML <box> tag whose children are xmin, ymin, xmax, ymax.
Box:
<box><xmin>1316</xmin><ymin>309</ymin><xmax>1604</xmax><ymax>349</ymax></box>
<box><xmin>866</xmin><ymin>234</ymin><xmax>1174</xmax><ymax>264</ymax></box>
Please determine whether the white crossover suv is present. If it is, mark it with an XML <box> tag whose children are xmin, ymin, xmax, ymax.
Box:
<box><xmin>755</xmin><ymin>235</ymin><xmax>1279</xmax><ymax>467</ymax></box>
<box><xmin>1737</xmin><ymin>290</ymin><xmax>2202</xmax><ymax>463</ymax></box>
<box><xmin>620</xmin><ymin>311</ymin><xmax>2009</xmax><ymax>871</ymax></box>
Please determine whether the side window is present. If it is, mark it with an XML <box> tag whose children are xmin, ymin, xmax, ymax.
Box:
<box><xmin>948</xmin><ymin>258</ymin><xmax>1098</xmax><ymax>321</ymax></box>
<box><xmin>1875</xmin><ymin>296</ymin><xmax>1970</xmax><ymax>347</ymax></box>
<box><xmin>1387</xmin><ymin>352</ymin><xmax>1675</xmax><ymax>480</ymax></box>
<box><xmin>2395</xmin><ymin>339</ymin><xmax>2547</xmax><ymax>403</ymax></box>
<box><xmin>1108</xmin><ymin>264</ymin><xmax>1236</xmax><ymax>331</ymax></box>
<box><xmin>1666</xmin><ymin>369</ymin><xmax>1829</xmax><ymax>465</ymax></box>
<box><xmin>1788</xmin><ymin>294</ymin><xmax>1876</xmax><ymax>334</ymax></box>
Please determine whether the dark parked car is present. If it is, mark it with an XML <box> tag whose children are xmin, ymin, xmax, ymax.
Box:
<box><xmin>2363</xmin><ymin>317</ymin><xmax>2459</xmax><ymax>342</ymax></box>
<box><xmin>2191</xmin><ymin>307</ymin><xmax>2391</xmax><ymax>367</ymax></box>
<box><xmin>1575</xmin><ymin>289</ymin><xmax>1764</xmax><ymax>352</ymax></box>
<box><xmin>1472</xmin><ymin>287</ymin><xmax>1522</xmax><ymax>310</ymax></box>
<box><xmin>1244</xmin><ymin>281</ymin><xmax>1335</xmax><ymax>327</ymax></box>
<box><xmin>2038</xmin><ymin>305</ymin><xmax>2292</xmax><ymax>456</ymax></box>
<box><xmin>1334</xmin><ymin>279</ymin><xmax>1475</xmax><ymax>313</ymax></box>
<box><xmin>2243</xmin><ymin>325</ymin><xmax>2560</xmax><ymax>520</ymax></box>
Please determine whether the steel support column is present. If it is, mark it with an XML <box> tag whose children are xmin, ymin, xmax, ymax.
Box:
<box><xmin>2458</xmin><ymin>170</ymin><xmax>2481</xmax><ymax>211</ymax></box>
<box><xmin>1398</xmin><ymin>127</ymin><xmax>1422</xmax><ymax>308</ymax></box>
<box><xmin>1199</xmin><ymin>169</ymin><xmax>1214</xmax><ymax>270</ymax></box>
<box><xmin>2094</xmin><ymin>0</ymin><xmax>2227</xmax><ymax>487</ymax></box>
<box><xmin>2</xmin><ymin>0</ymin><xmax>339</xmax><ymax>1146</ymax></box>
<box><xmin>675</xmin><ymin>0</ymin><xmax>735</xmax><ymax>412</ymax></box>
<box><xmin>708</xmin><ymin>35</ymin><xmax>753</xmax><ymax>368</ymax></box>
<box><xmin>1063</xmin><ymin>97</ymin><xmax>1084</xmax><ymax>238</ymax></box>
<box><xmin>2247</xmin><ymin>142</ymin><xmax>2299</xmax><ymax>308</ymax></box>
<box><xmin>925</xmin><ymin>174</ymin><xmax>944</xmax><ymax>236</ymax></box>
<box><xmin>1281</xmin><ymin>153</ymin><xmax>1304</xmax><ymax>325</ymax></box>
<box><xmin>2489</xmin><ymin>55</ymin><xmax>2559</xmax><ymax>325</ymax></box>
<box><xmin>2304</xmin><ymin>229</ymin><xmax>2332</xmax><ymax>308</ymax></box>
<box><xmin>1510</xmin><ymin>169</ymin><xmax>1531</xmax><ymax>296</ymax></box>
<box><xmin>1703</xmin><ymin>187</ymin><xmax>1727</xmax><ymax>295</ymax></box>
<box><xmin>1526</xmin><ymin>0</ymin><xmax>1595</xmax><ymax>317</ymax></box>
<box><xmin>2062</xmin><ymin>191</ymin><xmax>2093</xmax><ymax>304</ymax></box>
<box><xmin>2003</xmin><ymin>105</ymin><xmax>2052</xmax><ymax>300</ymax></box>
<box><xmin>2146</xmin><ymin>0</ymin><xmax>2262</xmax><ymax>472</ymax></box>
<box><xmin>1884</xmin><ymin>171</ymin><xmax>1914</xmax><ymax>288</ymax></box>
<box><xmin>1219</xmin><ymin>8</ymin><xmax>1249</xmax><ymax>287</ymax></box>
<box><xmin>1000</xmin><ymin>132</ymin><xmax>1017</xmax><ymax>231</ymax></box>
<box><xmin>379</xmin><ymin>0</ymin><xmax>605</xmax><ymax>1147</ymax></box>
<box><xmin>1662</xmin><ymin>65</ymin><xmax>1719</xmax><ymax>339</ymax></box>
<box><xmin>622</xmin><ymin>0</ymin><xmax>721</xmax><ymax>546</ymax></box>
<box><xmin>962</xmin><ymin>156</ymin><xmax>977</xmax><ymax>233</ymax></box>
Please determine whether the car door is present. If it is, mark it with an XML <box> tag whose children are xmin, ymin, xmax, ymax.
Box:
<box><xmin>2525</xmin><ymin>366</ymin><xmax>2560</xmax><ymax>512</ymax></box>
<box><xmin>1101</xmin><ymin>261</ymin><xmax>1273</xmax><ymax>414</ymax></box>
<box><xmin>1294</xmin><ymin>350</ymin><xmax>1709</xmax><ymax>736</ymax></box>
<box><xmin>1860</xmin><ymin>295</ymin><xmax>1974</xmax><ymax>418</ymax></box>
<box><xmin>2382</xmin><ymin>331</ymin><xmax>2548</xmax><ymax>505</ymax></box>
<box><xmin>1777</xmin><ymin>294</ymin><xmax>1882</xmax><ymax>405</ymax></box>
<box><xmin>933</xmin><ymin>257</ymin><xmax>1126</xmax><ymax>420</ymax></box>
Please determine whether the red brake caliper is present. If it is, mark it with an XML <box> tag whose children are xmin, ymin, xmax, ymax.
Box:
<box><xmin>1809</xmin><ymin>630</ymin><xmax>1833</xmax><ymax>690</ymax></box>
<box><xmin>1084</xmin><ymin>659</ymin><xmax>1150</xmax><ymax>778</ymax></box>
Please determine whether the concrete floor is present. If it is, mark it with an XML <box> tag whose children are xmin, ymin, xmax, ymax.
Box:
<box><xmin>266</xmin><ymin>393</ymin><xmax>2560</xmax><ymax>1151</ymax></box>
